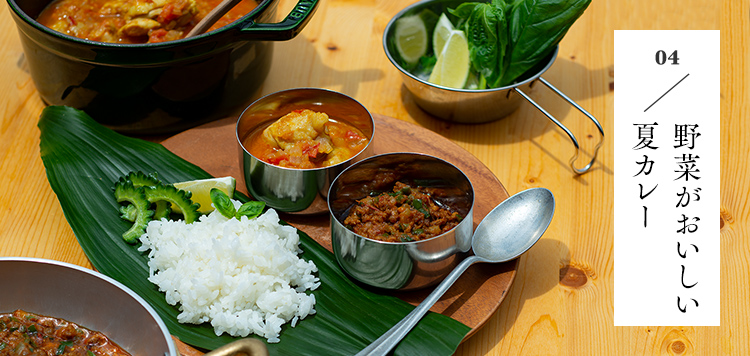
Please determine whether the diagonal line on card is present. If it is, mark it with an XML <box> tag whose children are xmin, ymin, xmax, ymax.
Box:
<box><xmin>644</xmin><ymin>73</ymin><xmax>690</xmax><ymax>112</ymax></box>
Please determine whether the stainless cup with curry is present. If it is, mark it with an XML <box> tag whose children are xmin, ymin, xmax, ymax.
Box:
<box><xmin>236</xmin><ymin>88</ymin><xmax>375</xmax><ymax>215</ymax></box>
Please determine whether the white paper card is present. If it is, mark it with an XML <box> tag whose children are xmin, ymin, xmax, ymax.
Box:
<box><xmin>614</xmin><ymin>30</ymin><xmax>720</xmax><ymax>326</ymax></box>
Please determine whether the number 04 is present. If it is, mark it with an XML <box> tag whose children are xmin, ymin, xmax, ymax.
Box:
<box><xmin>656</xmin><ymin>50</ymin><xmax>679</xmax><ymax>65</ymax></box>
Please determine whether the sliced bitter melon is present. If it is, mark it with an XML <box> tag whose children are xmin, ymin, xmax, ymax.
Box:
<box><xmin>143</xmin><ymin>184</ymin><xmax>201</xmax><ymax>224</ymax></box>
<box><xmin>119</xmin><ymin>204</ymin><xmax>137</xmax><ymax>222</ymax></box>
<box><xmin>124</xmin><ymin>171</ymin><xmax>161</xmax><ymax>187</ymax></box>
<box><xmin>113</xmin><ymin>180</ymin><xmax>153</xmax><ymax>243</ymax></box>
<box><xmin>122</xmin><ymin>171</ymin><xmax>172</xmax><ymax>220</ymax></box>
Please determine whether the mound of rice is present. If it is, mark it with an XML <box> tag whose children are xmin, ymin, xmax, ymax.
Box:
<box><xmin>137</xmin><ymin>201</ymin><xmax>319</xmax><ymax>343</ymax></box>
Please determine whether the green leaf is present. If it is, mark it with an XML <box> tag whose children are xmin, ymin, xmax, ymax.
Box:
<box><xmin>38</xmin><ymin>106</ymin><xmax>470</xmax><ymax>355</ymax></box>
<box><xmin>500</xmin><ymin>0</ymin><xmax>591</xmax><ymax>86</ymax></box>
<box><xmin>210</xmin><ymin>188</ymin><xmax>236</xmax><ymax>218</ymax></box>
<box><xmin>448</xmin><ymin>1</ymin><xmax>509</xmax><ymax>89</ymax></box>
<box><xmin>237</xmin><ymin>201</ymin><xmax>265</xmax><ymax>219</ymax></box>
<box><xmin>466</xmin><ymin>4</ymin><xmax>502</xmax><ymax>81</ymax></box>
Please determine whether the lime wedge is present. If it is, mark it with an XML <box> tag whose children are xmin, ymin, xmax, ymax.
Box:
<box><xmin>172</xmin><ymin>176</ymin><xmax>236</xmax><ymax>214</ymax></box>
<box><xmin>432</xmin><ymin>13</ymin><xmax>455</xmax><ymax>58</ymax></box>
<box><xmin>428</xmin><ymin>29</ymin><xmax>470</xmax><ymax>88</ymax></box>
<box><xmin>393</xmin><ymin>14</ymin><xmax>428</xmax><ymax>66</ymax></box>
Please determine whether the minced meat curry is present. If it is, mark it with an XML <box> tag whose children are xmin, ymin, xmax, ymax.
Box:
<box><xmin>0</xmin><ymin>309</ymin><xmax>131</xmax><ymax>355</ymax></box>
<box><xmin>343</xmin><ymin>182</ymin><xmax>463</xmax><ymax>242</ymax></box>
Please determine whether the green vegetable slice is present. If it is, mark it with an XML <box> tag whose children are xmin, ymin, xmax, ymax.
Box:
<box><xmin>38</xmin><ymin>106</ymin><xmax>470</xmax><ymax>355</ymax></box>
<box><xmin>123</xmin><ymin>171</ymin><xmax>172</xmax><ymax>219</ymax></box>
<box><xmin>119</xmin><ymin>204</ymin><xmax>137</xmax><ymax>222</ymax></box>
<box><xmin>124</xmin><ymin>171</ymin><xmax>161</xmax><ymax>187</ymax></box>
<box><xmin>143</xmin><ymin>183</ymin><xmax>201</xmax><ymax>223</ymax></box>
<box><xmin>112</xmin><ymin>179</ymin><xmax>153</xmax><ymax>243</ymax></box>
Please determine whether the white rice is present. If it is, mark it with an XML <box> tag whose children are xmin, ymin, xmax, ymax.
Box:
<box><xmin>137</xmin><ymin>201</ymin><xmax>319</xmax><ymax>343</ymax></box>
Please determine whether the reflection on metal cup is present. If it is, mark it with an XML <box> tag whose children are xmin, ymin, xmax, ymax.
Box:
<box><xmin>383</xmin><ymin>0</ymin><xmax>604</xmax><ymax>174</ymax></box>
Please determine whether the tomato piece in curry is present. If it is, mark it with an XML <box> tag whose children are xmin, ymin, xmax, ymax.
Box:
<box><xmin>343</xmin><ymin>182</ymin><xmax>464</xmax><ymax>242</ymax></box>
<box><xmin>36</xmin><ymin>0</ymin><xmax>257</xmax><ymax>43</ymax></box>
<box><xmin>0</xmin><ymin>309</ymin><xmax>131</xmax><ymax>355</ymax></box>
<box><xmin>243</xmin><ymin>109</ymin><xmax>370</xmax><ymax>169</ymax></box>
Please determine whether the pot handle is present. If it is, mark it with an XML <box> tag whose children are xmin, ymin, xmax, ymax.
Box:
<box><xmin>201</xmin><ymin>338</ymin><xmax>269</xmax><ymax>356</ymax></box>
<box><xmin>238</xmin><ymin>0</ymin><xmax>319</xmax><ymax>40</ymax></box>
<box><xmin>513</xmin><ymin>77</ymin><xmax>604</xmax><ymax>175</ymax></box>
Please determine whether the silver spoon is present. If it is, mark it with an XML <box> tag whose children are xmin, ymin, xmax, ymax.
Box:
<box><xmin>355</xmin><ymin>187</ymin><xmax>555</xmax><ymax>356</ymax></box>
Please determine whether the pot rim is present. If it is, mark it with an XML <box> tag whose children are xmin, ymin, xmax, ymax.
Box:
<box><xmin>0</xmin><ymin>256</ymin><xmax>178</xmax><ymax>356</ymax></box>
<box><xmin>382</xmin><ymin>0</ymin><xmax>558</xmax><ymax>93</ymax></box>
<box><xmin>6</xmin><ymin>0</ymin><xmax>274</xmax><ymax>49</ymax></box>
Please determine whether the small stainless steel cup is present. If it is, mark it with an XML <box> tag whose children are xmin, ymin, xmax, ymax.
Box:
<box><xmin>383</xmin><ymin>0</ymin><xmax>604</xmax><ymax>174</ymax></box>
<box><xmin>237</xmin><ymin>88</ymin><xmax>374</xmax><ymax>215</ymax></box>
<box><xmin>328</xmin><ymin>152</ymin><xmax>474</xmax><ymax>290</ymax></box>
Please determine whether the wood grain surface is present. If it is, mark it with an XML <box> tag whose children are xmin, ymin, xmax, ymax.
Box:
<box><xmin>0</xmin><ymin>0</ymin><xmax>742</xmax><ymax>355</ymax></box>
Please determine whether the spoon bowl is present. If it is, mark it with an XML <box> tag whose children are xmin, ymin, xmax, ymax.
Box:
<box><xmin>356</xmin><ymin>187</ymin><xmax>555</xmax><ymax>355</ymax></box>
<box><xmin>472</xmin><ymin>187</ymin><xmax>556</xmax><ymax>263</ymax></box>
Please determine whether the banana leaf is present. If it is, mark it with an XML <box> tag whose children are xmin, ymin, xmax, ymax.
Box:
<box><xmin>38</xmin><ymin>106</ymin><xmax>471</xmax><ymax>355</ymax></box>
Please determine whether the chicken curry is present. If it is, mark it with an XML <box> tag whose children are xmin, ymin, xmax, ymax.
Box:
<box><xmin>36</xmin><ymin>0</ymin><xmax>257</xmax><ymax>43</ymax></box>
<box><xmin>243</xmin><ymin>109</ymin><xmax>370</xmax><ymax>169</ymax></box>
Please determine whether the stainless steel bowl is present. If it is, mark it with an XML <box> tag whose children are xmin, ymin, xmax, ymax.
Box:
<box><xmin>236</xmin><ymin>88</ymin><xmax>375</xmax><ymax>215</ymax></box>
<box><xmin>0</xmin><ymin>257</ymin><xmax>178</xmax><ymax>356</ymax></box>
<box><xmin>383</xmin><ymin>0</ymin><xmax>604</xmax><ymax>174</ymax></box>
<box><xmin>328</xmin><ymin>152</ymin><xmax>474</xmax><ymax>290</ymax></box>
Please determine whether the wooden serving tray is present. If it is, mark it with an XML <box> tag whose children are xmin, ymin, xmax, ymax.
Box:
<box><xmin>161</xmin><ymin>114</ymin><xmax>517</xmax><ymax>354</ymax></box>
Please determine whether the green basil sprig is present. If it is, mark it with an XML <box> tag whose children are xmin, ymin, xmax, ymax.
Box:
<box><xmin>211</xmin><ymin>188</ymin><xmax>266</xmax><ymax>220</ymax></box>
<box><xmin>450</xmin><ymin>1</ymin><xmax>508</xmax><ymax>86</ymax></box>
<box><xmin>501</xmin><ymin>0</ymin><xmax>591</xmax><ymax>86</ymax></box>
<box><xmin>437</xmin><ymin>0</ymin><xmax>590</xmax><ymax>89</ymax></box>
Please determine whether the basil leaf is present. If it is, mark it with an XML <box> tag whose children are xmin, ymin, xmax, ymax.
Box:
<box><xmin>210</xmin><ymin>188</ymin><xmax>236</xmax><ymax>218</ymax></box>
<box><xmin>465</xmin><ymin>3</ymin><xmax>504</xmax><ymax>83</ymax></box>
<box><xmin>447</xmin><ymin>2</ymin><xmax>478</xmax><ymax>27</ymax></box>
<box><xmin>237</xmin><ymin>201</ymin><xmax>265</xmax><ymax>219</ymax></box>
<box><xmin>500</xmin><ymin>0</ymin><xmax>591</xmax><ymax>86</ymax></box>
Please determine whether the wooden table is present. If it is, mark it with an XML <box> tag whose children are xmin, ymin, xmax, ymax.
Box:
<box><xmin>0</xmin><ymin>0</ymin><xmax>742</xmax><ymax>354</ymax></box>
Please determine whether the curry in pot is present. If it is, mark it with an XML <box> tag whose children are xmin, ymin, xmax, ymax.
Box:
<box><xmin>36</xmin><ymin>0</ymin><xmax>257</xmax><ymax>43</ymax></box>
<box><xmin>0</xmin><ymin>309</ymin><xmax>131</xmax><ymax>355</ymax></box>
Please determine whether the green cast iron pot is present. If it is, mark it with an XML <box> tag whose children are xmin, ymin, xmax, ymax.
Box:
<box><xmin>7</xmin><ymin>0</ymin><xmax>318</xmax><ymax>133</ymax></box>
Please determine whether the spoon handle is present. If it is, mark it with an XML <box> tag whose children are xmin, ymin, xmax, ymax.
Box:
<box><xmin>355</xmin><ymin>255</ymin><xmax>482</xmax><ymax>356</ymax></box>
<box><xmin>185</xmin><ymin>0</ymin><xmax>243</xmax><ymax>38</ymax></box>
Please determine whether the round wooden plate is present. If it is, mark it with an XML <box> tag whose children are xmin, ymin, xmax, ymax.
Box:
<box><xmin>161</xmin><ymin>114</ymin><xmax>517</xmax><ymax>353</ymax></box>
